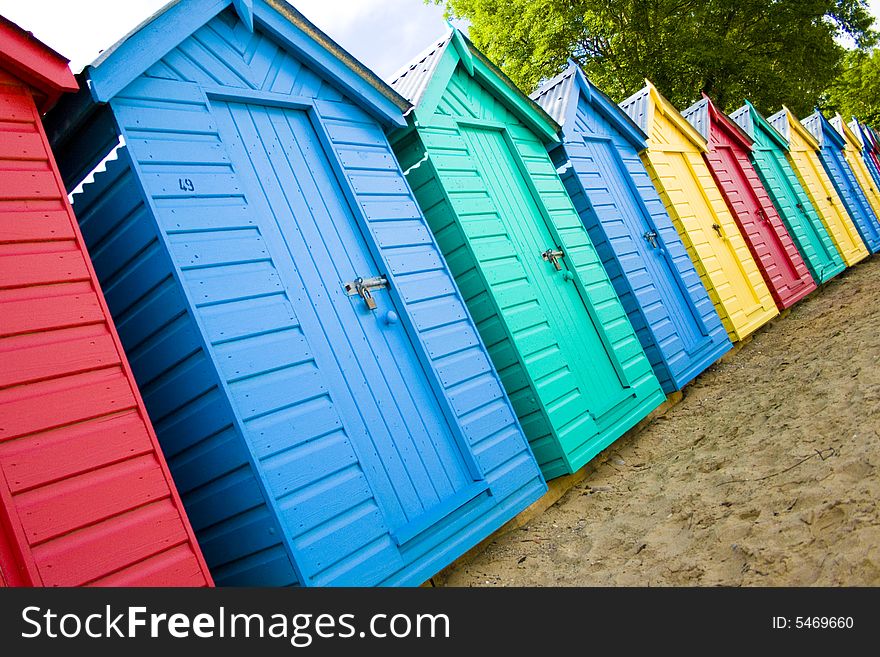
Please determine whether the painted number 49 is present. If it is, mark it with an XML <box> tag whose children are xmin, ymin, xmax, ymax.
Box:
<box><xmin>178</xmin><ymin>178</ymin><xmax>195</xmax><ymax>192</ymax></box>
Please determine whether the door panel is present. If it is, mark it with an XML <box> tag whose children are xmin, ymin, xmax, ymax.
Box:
<box><xmin>577</xmin><ymin>134</ymin><xmax>711</xmax><ymax>356</ymax></box>
<box><xmin>763</xmin><ymin>152</ymin><xmax>834</xmax><ymax>262</ymax></box>
<box><xmin>660</xmin><ymin>150</ymin><xmax>774</xmax><ymax>334</ymax></box>
<box><xmin>460</xmin><ymin>125</ymin><xmax>633</xmax><ymax>420</ymax></box>
<box><xmin>714</xmin><ymin>146</ymin><xmax>802</xmax><ymax>289</ymax></box>
<box><xmin>212</xmin><ymin>101</ymin><xmax>476</xmax><ymax>538</ymax></box>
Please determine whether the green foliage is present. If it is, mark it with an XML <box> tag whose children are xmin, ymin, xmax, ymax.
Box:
<box><xmin>430</xmin><ymin>0</ymin><xmax>876</xmax><ymax>116</ymax></box>
<box><xmin>824</xmin><ymin>49</ymin><xmax>880</xmax><ymax>125</ymax></box>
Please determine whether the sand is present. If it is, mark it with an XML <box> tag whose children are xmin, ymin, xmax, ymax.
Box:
<box><xmin>442</xmin><ymin>257</ymin><xmax>880</xmax><ymax>587</ymax></box>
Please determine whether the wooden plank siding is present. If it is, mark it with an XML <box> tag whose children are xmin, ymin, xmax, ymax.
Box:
<box><xmin>730</xmin><ymin>104</ymin><xmax>845</xmax><ymax>285</ymax></box>
<box><xmin>68</xmin><ymin>6</ymin><xmax>544</xmax><ymax>586</ymax></box>
<box><xmin>0</xmin><ymin>67</ymin><xmax>210</xmax><ymax>587</ymax></box>
<box><xmin>392</xmin><ymin>41</ymin><xmax>666</xmax><ymax>480</ymax></box>
<box><xmin>689</xmin><ymin>99</ymin><xmax>816</xmax><ymax>310</ymax></box>
<box><xmin>768</xmin><ymin>108</ymin><xmax>870</xmax><ymax>267</ymax></box>
<box><xmin>620</xmin><ymin>85</ymin><xmax>778</xmax><ymax>342</ymax></box>
<box><xmin>532</xmin><ymin>68</ymin><xmax>731</xmax><ymax>395</ymax></box>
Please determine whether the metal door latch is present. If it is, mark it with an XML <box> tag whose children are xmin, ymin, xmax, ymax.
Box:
<box><xmin>643</xmin><ymin>229</ymin><xmax>659</xmax><ymax>248</ymax></box>
<box><xmin>712</xmin><ymin>223</ymin><xmax>723</xmax><ymax>238</ymax></box>
<box><xmin>343</xmin><ymin>275</ymin><xmax>389</xmax><ymax>310</ymax></box>
<box><xmin>756</xmin><ymin>208</ymin><xmax>768</xmax><ymax>223</ymax></box>
<box><xmin>542</xmin><ymin>248</ymin><xmax>565</xmax><ymax>271</ymax></box>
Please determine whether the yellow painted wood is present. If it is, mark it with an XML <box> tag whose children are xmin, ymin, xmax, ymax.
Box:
<box><xmin>635</xmin><ymin>82</ymin><xmax>778</xmax><ymax>342</ymax></box>
<box><xmin>776</xmin><ymin>108</ymin><xmax>869</xmax><ymax>267</ymax></box>
<box><xmin>835</xmin><ymin>113</ymin><xmax>880</xmax><ymax>224</ymax></box>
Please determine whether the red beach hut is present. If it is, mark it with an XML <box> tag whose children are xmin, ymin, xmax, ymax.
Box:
<box><xmin>683</xmin><ymin>94</ymin><xmax>816</xmax><ymax>310</ymax></box>
<box><xmin>0</xmin><ymin>16</ymin><xmax>211</xmax><ymax>587</ymax></box>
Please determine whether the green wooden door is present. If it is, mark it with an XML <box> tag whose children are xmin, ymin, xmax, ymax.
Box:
<box><xmin>460</xmin><ymin>124</ymin><xmax>635</xmax><ymax>421</ymax></box>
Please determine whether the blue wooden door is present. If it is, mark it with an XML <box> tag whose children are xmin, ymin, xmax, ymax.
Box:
<box><xmin>571</xmin><ymin>132</ymin><xmax>713</xmax><ymax>358</ymax></box>
<box><xmin>211</xmin><ymin>100</ymin><xmax>485</xmax><ymax>549</ymax></box>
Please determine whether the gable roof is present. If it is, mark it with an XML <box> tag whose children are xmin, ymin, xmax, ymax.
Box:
<box><xmin>767</xmin><ymin>106</ymin><xmax>820</xmax><ymax>151</ymax></box>
<box><xmin>847</xmin><ymin>118</ymin><xmax>866</xmax><ymax>149</ymax></box>
<box><xmin>619</xmin><ymin>80</ymin><xmax>708</xmax><ymax>152</ymax></box>
<box><xmin>74</xmin><ymin>0</ymin><xmax>408</xmax><ymax>126</ymax></box>
<box><xmin>0</xmin><ymin>15</ymin><xmax>77</xmax><ymax>112</ymax></box>
<box><xmin>831</xmin><ymin>114</ymin><xmax>860</xmax><ymax>150</ymax></box>
<box><xmin>388</xmin><ymin>31</ymin><xmax>451</xmax><ymax>109</ymax></box>
<box><xmin>802</xmin><ymin>111</ymin><xmax>845</xmax><ymax>150</ymax></box>
<box><xmin>729</xmin><ymin>100</ymin><xmax>790</xmax><ymax>152</ymax></box>
<box><xmin>530</xmin><ymin>61</ymin><xmax>648</xmax><ymax>150</ymax></box>
<box><xmin>682</xmin><ymin>93</ymin><xmax>753</xmax><ymax>151</ymax></box>
<box><xmin>388</xmin><ymin>27</ymin><xmax>560</xmax><ymax>144</ymax></box>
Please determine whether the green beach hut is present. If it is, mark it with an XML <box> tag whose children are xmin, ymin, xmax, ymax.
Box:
<box><xmin>730</xmin><ymin>102</ymin><xmax>845</xmax><ymax>283</ymax></box>
<box><xmin>388</xmin><ymin>30</ymin><xmax>665</xmax><ymax>479</ymax></box>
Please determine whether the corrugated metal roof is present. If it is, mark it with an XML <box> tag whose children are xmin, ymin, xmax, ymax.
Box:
<box><xmin>801</xmin><ymin>112</ymin><xmax>824</xmax><ymax>145</ymax></box>
<box><xmin>388</xmin><ymin>31</ymin><xmax>452</xmax><ymax>106</ymax></box>
<box><xmin>729</xmin><ymin>104</ymin><xmax>754</xmax><ymax>137</ymax></box>
<box><xmin>619</xmin><ymin>86</ymin><xmax>651</xmax><ymax>133</ymax></box>
<box><xmin>804</xmin><ymin>111</ymin><xmax>845</xmax><ymax>149</ymax></box>
<box><xmin>767</xmin><ymin>109</ymin><xmax>790</xmax><ymax>141</ymax></box>
<box><xmin>681</xmin><ymin>97</ymin><xmax>710</xmax><ymax>140</ymax></box>
<box><xmin>530</xmin><ymin>64</ymin><xmax>576</xmax><ymax>126</ymax></box>
<box><xmin>847</xmin><ymin>118</ymin><xmax>865</xmax><ymax>148</ymax></box>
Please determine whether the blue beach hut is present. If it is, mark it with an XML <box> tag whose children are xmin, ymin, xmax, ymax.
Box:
<box><xmin>531</xmin><ymin>63</ymin><xmax>731</xmax><ymax>393</ymax></box>
<box><xmin>802</xmin><ymin>111</ymin><xmax>880</xmax><ymax>253</ymax></box>
<box><xmin>46</xmin><ymin>0</ymin><xmax>545</xmax><ymax>587</ymax></box>
<box><xmin>849</xmin><ymin>118</ymin><xmax>880</xmax><ymax>190</ymax></box>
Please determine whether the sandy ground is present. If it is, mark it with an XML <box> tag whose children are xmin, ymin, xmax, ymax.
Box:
<box><xmin>444</xmin><ymin>257</ymin><xmax>880</xmax><ymax>586</ymax></box>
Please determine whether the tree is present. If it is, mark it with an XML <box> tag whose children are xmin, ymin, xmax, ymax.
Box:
<box><xmin>824</xmin><ymin>49</ymin><xmax>880</xmax><ymax>125</ymax></box>
<box><xmin>430</xmin><ymin>0</ymin><xmax>876</xmax><ymax>116</ymax></box>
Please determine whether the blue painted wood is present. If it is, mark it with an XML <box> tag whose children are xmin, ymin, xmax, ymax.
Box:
<box><xmin>533</xmin><ymin>66</ymin><xmax>731</xmax><ymax>392</ymax></box>
<box><xmin>82</xmin><ymin>0</ymin><xmax>408</xmax><ymax>129</ymax></box>
<box><xmin>63</xmin><ymin>1</ymin><xmax>545</xmax><ymax>587</ymax></box>
<box><xmin>804</xmin><ymin>112</ymin><xmax>880</xmax><ymax>253</ymax></box>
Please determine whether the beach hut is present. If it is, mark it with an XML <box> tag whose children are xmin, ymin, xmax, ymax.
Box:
<box><xmin>861</xmin><ymin>123</ymin><xmax>880</xmax><ymax>181</ymax></box>
<box><xmin>848</xmin><ymin>119</ymin><xmax>880</xmax><ymax>189</ymax></box>
<box><xmin>833</xmin><ymin>114</ymin><xmax>880</xmax><ymax>227</ymax></box>
<box><xmin>0</xmin><ymin>16</ymin><xmax>210</xmax><ymax>587</ymax></box>
<box><xmin>47</xmin><ymin>0</ymin><xmax>546</xmax><ymax>587</ymax></box>
<box><xmin>683</xmin><ymin>95</ymin><xmax>816</xmax><ymax>310</ymax></box>
<box><xmin>767</xmin><ymin>107</ymin><xmax>869</xmax><ymax>266</ymax></box>
<box><xmin>801</xmin><ymin>111</ymin><xmax>880</xmax><ymax>253</ymax></box>
<box><xmin>730</xmin><ymin>102</ymin><xmax>844</xmax><ymax>284</ymax></box>
<box><xmin>530</xmin><ymin>64</ymin><xmax>731</xmax><ymax>394</ymax></box>
<box><xmin>619</xmin><ymin>82</ymin><xmax>777</xmax><ymax>342</ymax></box>
<box><xmin>389</xmin><ymin>31</ymin><xmax>665</xmax><ymax>480</ymax></box>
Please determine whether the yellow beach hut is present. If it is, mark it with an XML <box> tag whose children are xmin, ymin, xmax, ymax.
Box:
<box><xmin>620</xmin><ymin>81</ymin><xmax>777</xmax><ymax>342</ymax></box>
<box><xmin>767</xmin><ymin>107</ymin><xmax>869</xmax><ymax>267</ymax></box>
<box><xmin>830</xmin><ymin>113</ymin><xmax>880</xmax><ymax>228</ymax></box>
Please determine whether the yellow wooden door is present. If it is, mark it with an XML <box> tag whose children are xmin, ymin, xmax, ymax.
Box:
<box><xmin>839</xmin><ymin>126</ymin><xmax>880</xmax><ymax>223</ymax></box>
<box><xmin>643</xmin><ymin>112</ymin><xmax>777</xmax><ymax>342</ymax></box>
<box><xmin>785</xmin><ymin>128</ymin><xmax>869</xmax><ymax>266</ymax></box>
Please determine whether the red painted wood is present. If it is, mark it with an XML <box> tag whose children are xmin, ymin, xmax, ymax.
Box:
<box><xmin>0</xmin><ymin>411</ymin><xmax>154</xmax><ymax>494</ymax></box>
<box><xmin>0</xmin><ymin>25</ymin><xmax>212</xmax><ymax>587</ymax></box>
<box><xmin>702</xmin><ymin>100</ymin><xmax>817</xmax><ymax>309</ymax></box>
<box><xmin>0</xmin><ymin>17</ymin><xmax>77</xmax><ymax>113</ymax></box>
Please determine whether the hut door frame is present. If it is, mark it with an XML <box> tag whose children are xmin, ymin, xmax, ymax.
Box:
<box><xmin>456</xmin><ymin>116</ymin><xmax>632</xmax><ymax>387</ymax></box>
<box><xmin>202</xmin><ymin>86</ymin><xmax>488</xmax><ymax>484</ymax></box>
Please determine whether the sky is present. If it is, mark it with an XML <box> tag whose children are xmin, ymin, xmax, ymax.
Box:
<box><xmin>0</xmin><ymin>0</ymin><xmax>877</xmax><ymax>81</ymax></box>
<box><xmin>0</xmin><ymin>0</ymin><xmax>462</xmax><ymax>80</ymax></box>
